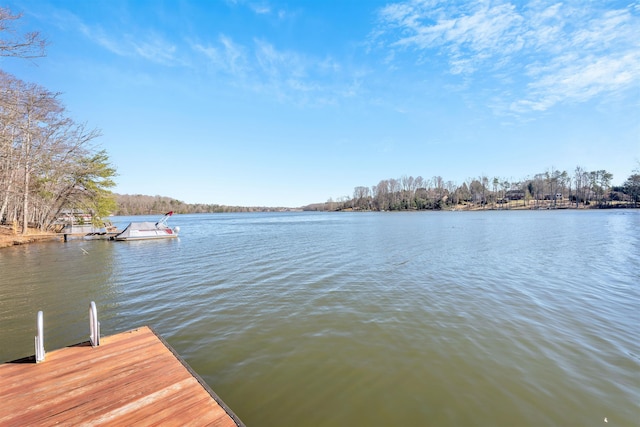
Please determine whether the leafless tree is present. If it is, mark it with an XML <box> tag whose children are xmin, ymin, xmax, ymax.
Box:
<box><xmin>352</xmin><ymin>186</ymin><xmax>370</xmax><ymax>210</ymax></box>
<box><xmin>0</xmin><ymin>7</ymin><xmax>46</xmax><ymax>59</ymax></box>
<box><xmin>574</xmin><ymin>166</ymin><xmax>588</xmax><ymax>207</ymax></box>
<box><xmin>0</xmin><ymin>72</ymin><xmax>109</xmax><ymax>232</ymax></box>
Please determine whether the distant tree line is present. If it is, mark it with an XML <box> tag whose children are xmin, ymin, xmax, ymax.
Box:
<box><xmin>310</xmin><ymin>166</ymin><xmax>640</xmax><ymax>212</ymax></box>
<box><xmin>115</xmin><ymin>166</ymin><xmax>640</xmax><ymax>214</ymax></box>
<box><xmin>0</xmin><ymin>7</ymin><xmax>117</xmax><ymax>233</ymax></box>
<box><xmin>114</xmin><ymin>194</ymin><xmax>295</xmax><ymax>216</ymax></box>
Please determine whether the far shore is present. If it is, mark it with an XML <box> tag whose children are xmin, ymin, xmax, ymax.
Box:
<box><xmin>1</xmin><ymin>203</ymin><xmax>637</xmax><ymax>250</ymax></box>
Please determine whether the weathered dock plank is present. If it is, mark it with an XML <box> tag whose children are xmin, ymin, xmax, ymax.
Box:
<box><xmin>0</xmin><ymin>326</ymin><xmax>243</xmax><ymax>426</ymax></box>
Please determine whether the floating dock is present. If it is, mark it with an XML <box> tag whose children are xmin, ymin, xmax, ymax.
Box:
<box><xmin>0</xmin><ymin>326</ymin><xmax>244</xmax><ymax>426</ymax></box>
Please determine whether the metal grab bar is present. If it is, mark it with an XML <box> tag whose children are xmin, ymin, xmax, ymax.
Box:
<box><xmin>35</xmin><ymin>311</ymin><xmax>45</xmax><ymax>363</ymax></box>
<box><xmin>89</xmin><ymin>301</ymin><xmax>100</xmax><ymax>347</ymax></box>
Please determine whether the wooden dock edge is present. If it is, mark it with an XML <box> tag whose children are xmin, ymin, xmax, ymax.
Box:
<box><xmin>146</xmin><ymin>326</ymin><xmax>246</xmax><ymax>427</ymax></box>
<box><xmin>1</xmin><ymin>326</ymin><xmax>246</xmax><ymax>426</ymax></box>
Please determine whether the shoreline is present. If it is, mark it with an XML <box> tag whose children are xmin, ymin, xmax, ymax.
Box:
<box><xmin>2</xmin><ymin>205</ymin><xmax>637</xmax><ymax>249</ymax></box>
<box><xmin>0</xmin><ymin>226</ymin><xmax>61</xmax><ymax>249</ymax></box>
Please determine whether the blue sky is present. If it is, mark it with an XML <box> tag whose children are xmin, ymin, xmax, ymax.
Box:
<box><xmin>2</xmin><ymin>0</ymin><xmax>639</xmax><ymax>207</ymax></box>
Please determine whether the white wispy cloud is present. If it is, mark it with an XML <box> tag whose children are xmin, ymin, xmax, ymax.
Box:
<box><xmin>49</xmin><ymin>8</ymin><xmax>182</xmax><ymax>67</ymax></box>
<box><xmin>373</xmin><ymin>0</ymin><xmax>640</xmax><ymax>113</ymax></box>
<box><xmin>192</xmin><ymin>35</ymin><xmax>249</xmax><ymax>75</ymax></box>
<box><xmin>129</xmin><ymin>32</ymin><xmax>179</xmax><ymax>66</ymax></box>
<box><xmin>226</xmin><ymin>0</ymin><xmax>290</xmax><ymax>20</ymax></box>
<box><xmin>249</xmin><ymin>3</ymin><xmax>271</xmax><ymax>15</ymax></box>
<box><xmin>192</xmin><ymin>35</ymin><xmax>358</xmax><ymax>105</ymax></box>
<box><xmin>254</xmin><ymin>39</ymin><xmax>308</xmax><ymax>80</ymax></box>
<box><xmin>79</xmin><ymin>24</ymin><xmax>129</xmax><ymax>57</ymax></box>
<box><xmin>377</xmin><ymin>1</ymin><xmax>525</xmax><ymax>73</ymax></box>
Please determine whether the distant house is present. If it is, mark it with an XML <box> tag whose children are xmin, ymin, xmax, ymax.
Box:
<box><xmin>505</xmin><ymin>190</ymin><xmax>525</xmax><ymax>200</ymax></box>
<box><xmin>543</xmin><ymin>193</ymin><xmax>564</xmax><ymax>200</ymax></box>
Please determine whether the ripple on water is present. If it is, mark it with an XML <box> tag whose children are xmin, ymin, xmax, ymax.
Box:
<box><xmin>1</xmin><ymin>211</ymin><xmax>638</xmax><ymax>426</ymax></box>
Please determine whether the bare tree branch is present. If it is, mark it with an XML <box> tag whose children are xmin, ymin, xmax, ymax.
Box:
<box><xmin>0</xmin><ymin>7</ymin><xmax>47</xmax><ymax>59</ymax></box>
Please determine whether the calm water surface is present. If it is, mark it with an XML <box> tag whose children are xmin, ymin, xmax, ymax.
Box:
<box><xmin>1</xmin><ymin>210</ymin><xmax>638</xmax><ymax>426</ymax></box>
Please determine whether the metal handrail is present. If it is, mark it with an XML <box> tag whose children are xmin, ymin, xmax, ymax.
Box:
<box><xmin>89</xmin><ymin>301</ymin><xmax>100</xmax><ymax>347</ymax></box>
<box><xmin>35</xmin><ymin>311</ymin><xmax>45</xmax><ymax>363</ymax></box>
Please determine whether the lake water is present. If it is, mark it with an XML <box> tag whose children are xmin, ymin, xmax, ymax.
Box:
<box><xmin>1</xmin><ymin>210</ymin><xmax>638</xmax><ymax>426</ymax></box>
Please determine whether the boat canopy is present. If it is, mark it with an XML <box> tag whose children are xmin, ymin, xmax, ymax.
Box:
<box><xmin>113</xmin><ymin>212</ymin><xmax>178</xmax><ymax>241</ymax></box>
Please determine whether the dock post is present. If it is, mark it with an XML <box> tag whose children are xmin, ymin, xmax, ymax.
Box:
<box><xmin>35</xmin><ymin>311</ymin><xmax>45</xmax><ymax>363</ymax></box>
<box><xmin>89</xmin><ymin>301</ymin><xmax>100</xmax><ymax>347</ymax></box>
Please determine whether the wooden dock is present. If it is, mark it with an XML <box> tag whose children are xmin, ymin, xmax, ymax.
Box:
<box><xmin>0</xmin><ymin>326</ymin><xmax>244</xmax><ymax>426</ymax></box>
